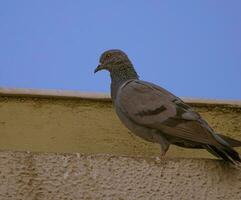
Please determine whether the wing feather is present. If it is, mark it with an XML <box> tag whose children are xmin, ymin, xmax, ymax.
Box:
<box><xmin>117</xmin><ymin>80</ymin><xmax>218</xmax><ymax>145</ymax></box>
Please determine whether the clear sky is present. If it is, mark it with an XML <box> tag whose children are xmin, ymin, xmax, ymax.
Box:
<box><xmin>0</xmin><ymin>1</ymin><xmax>240</xmax><ymax>99</ymax></box>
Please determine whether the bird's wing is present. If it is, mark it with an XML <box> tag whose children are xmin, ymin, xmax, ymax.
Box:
<box><xmin>116</xmin><ymin>80</ymin><xmax>217</xmax><ymax>145</ymax></box>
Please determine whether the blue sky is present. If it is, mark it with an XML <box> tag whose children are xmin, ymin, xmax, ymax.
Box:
<box><xmin>0</xmin><ymin>1</ymin><xmax>240</xmax><ymax>99</ymax></box>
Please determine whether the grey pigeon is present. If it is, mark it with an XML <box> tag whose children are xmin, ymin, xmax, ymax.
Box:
<box><xmin>94</xmin><ymin>49</ymin><xmax>241</xmax><ymax>164</ymax></box>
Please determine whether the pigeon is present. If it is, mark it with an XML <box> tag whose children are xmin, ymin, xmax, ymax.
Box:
<box><xmin>94</xmin><ymin>49</ymin><xmax>241</xmax><ymax>164</ymax></box>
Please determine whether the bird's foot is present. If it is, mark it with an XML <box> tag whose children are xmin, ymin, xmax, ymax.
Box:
<box><xmin>155</xmin><ymin>151</ymin><xmax>167</xmax><ymax>163</ymax></box>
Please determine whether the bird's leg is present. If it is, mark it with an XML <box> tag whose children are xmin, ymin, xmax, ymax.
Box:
<box><xmin>159</xmin><ymin>145</ymin><xmax>169</xmax><ymax>159</ymax></box>
<box><xmin>152</xmin><ymin>132</ymin><xmax>170</xmax><ymax>160</ymax></box>
<box><xmin>155</xmin><ymin>145</ymin><xmax>169</xmax><ymax>163</ymax></box>
<box><xmin>160</xmin><ymin>149</ymin><xmax>168</xmax><ymax>157</ymax></box>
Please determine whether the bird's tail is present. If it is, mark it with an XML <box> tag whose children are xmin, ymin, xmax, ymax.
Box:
<box><xmin>206</xmin><ymin>145</ymin><xmax>241</xmax><ymax>164</ymax></box>
<box><xmin>206</xmin><ymin>133</ymin><xmax>241</xmax><ymax>165</ymax></box>
<box><xmin>216</xmin><ymin>133</ymin><xmax>241</xmax><ymax>147</ymax></box>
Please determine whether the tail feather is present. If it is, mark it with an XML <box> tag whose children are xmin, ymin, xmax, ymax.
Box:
<box><xmin>205</xmin><ymin>144</ymin><xmax>241</xmax><ymax>165</ymax></box>
<box><xmin>206</xmin><ymin>145</ymin><xmax>224</xmax><ymax>159</ymax></box>
<box><xmin>206</xmin><ymin>145</ymin><xmax>234</xmax><ymax>164</ymax></box>
<box><xmin>216</xmin><ymin>133</ymin><xmax>241</xmax><ymax>147</ymax></box>
<box><xmin>223</xmin><ymin>146</ymin><xmax>241</xmax><ymax>163</ymax></box>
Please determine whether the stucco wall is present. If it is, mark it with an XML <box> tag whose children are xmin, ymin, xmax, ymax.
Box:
<box><xmin>0</xmin><ymin>88</ymin><xmax>241</xmax><ymax>199</ymax></box>
<box><xmin>0</xmin><ymin>151</ymin><xmax>241</xmax><ymax>200</ymax></box>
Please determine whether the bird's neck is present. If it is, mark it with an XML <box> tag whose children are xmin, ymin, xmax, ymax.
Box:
<box><xmin>110</xmin><ymin>65</ymin><xmax>139</xmax><ymax>101</ymax></box>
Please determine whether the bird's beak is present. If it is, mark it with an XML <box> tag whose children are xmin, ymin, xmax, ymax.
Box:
<box><xmin>94</xmin><ymin>64</ymin><xmax>104</xmax><ymax>73</ymax></box>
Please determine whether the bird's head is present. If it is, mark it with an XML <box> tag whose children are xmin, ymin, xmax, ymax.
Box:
<box><xmin>94</xmin><ymin>49</ymin><xmax>131</xmax><ymax>73</ymax></box>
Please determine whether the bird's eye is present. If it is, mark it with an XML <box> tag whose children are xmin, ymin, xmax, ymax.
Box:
<box><xmin>105</xmin><ymin>54</ymin><xmax>111</xmax><ymax>59</ymax></box>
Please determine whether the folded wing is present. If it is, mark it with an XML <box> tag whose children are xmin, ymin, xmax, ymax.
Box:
<box><xmin>116</xmin><ymin>80</ymin><xmax>219</xmax><ymax>146</ymax></box>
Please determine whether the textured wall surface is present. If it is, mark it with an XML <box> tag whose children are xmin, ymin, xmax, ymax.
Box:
<box><xmin>0</xmin><ymin>151</ymin><xmax>241</xmax><ymax>200</ymax></box>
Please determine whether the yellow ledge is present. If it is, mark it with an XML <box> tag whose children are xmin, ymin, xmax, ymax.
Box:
<box><xmin>0</xmin><ymin>87</ymin><xmax>240</xmax><ymax>159</ymax></box>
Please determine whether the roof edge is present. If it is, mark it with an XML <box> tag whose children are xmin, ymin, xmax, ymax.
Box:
<box><xmin>0</xmin><ymin>87</ymin><xmax>111</xmax><ymax>101</ymax></box>
<box><xmin>0</xmin><ymin>87</ymin><xmax>240</xmax><ymax>107</ymax></box>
